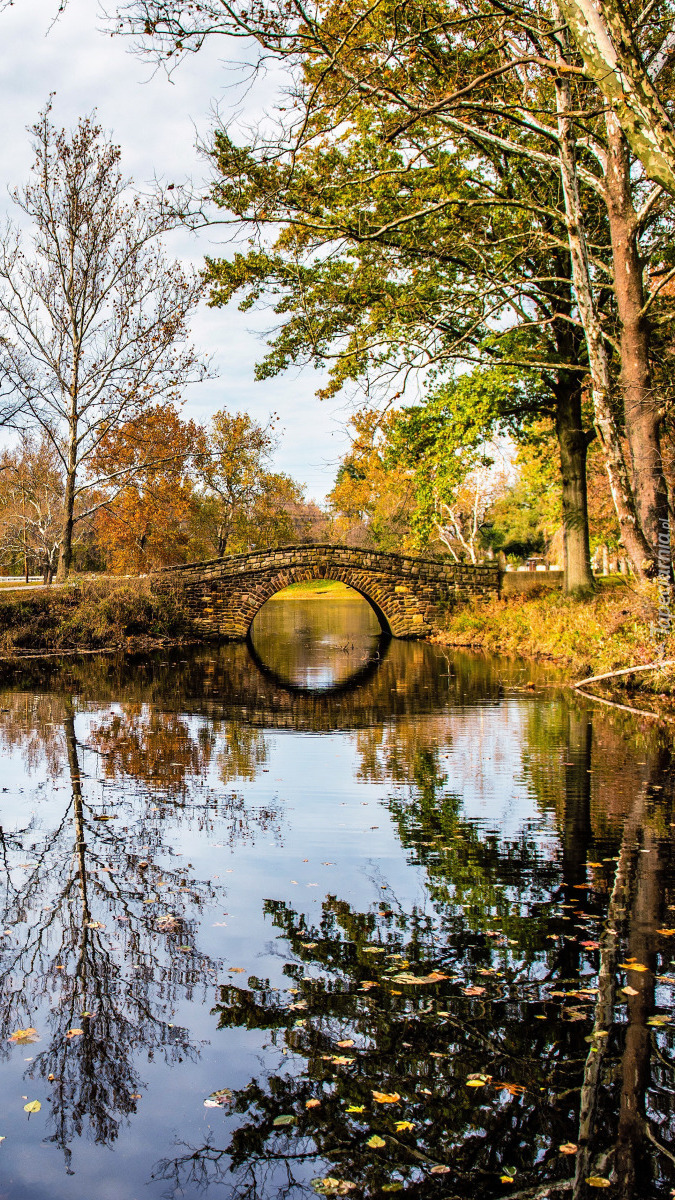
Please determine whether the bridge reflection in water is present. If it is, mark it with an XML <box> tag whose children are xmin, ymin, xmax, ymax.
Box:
<box><xmin>3</xmin><ymin>588</ymin><xmax>518</xmax><ymax>732</ymax></box>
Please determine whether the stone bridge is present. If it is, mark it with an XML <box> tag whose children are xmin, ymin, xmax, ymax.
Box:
<box><xmin>155</xmin><ymin>544</ymin><xmax>500</xmax><ymax>640</ymax></box>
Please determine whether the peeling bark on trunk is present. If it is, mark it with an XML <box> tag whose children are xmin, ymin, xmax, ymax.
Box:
<box><xmin>554</xmin><ymin>61</ymin><xmax>655</xmax><ymax>577</ymax></box>
<box><xmin>605</xmin><ymin>113</ymin><xmax>668</xmax><ymax>562</ymax></box>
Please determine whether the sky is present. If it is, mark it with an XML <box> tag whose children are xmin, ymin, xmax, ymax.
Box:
<box><xmin>0</xmin><ymin>0</ymin><xmax>353</xmax><ymax>501</ymax></box>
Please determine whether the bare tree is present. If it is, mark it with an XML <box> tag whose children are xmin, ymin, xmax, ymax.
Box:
<box><xmin>0</xmin><ymin>105</ymin><xmax>208</xmax><ymax>579</ymax></box>
<box><xmin>0</xmin><ymin>433</ymin><xmax>64</xmax><ymax>582</ymax></box>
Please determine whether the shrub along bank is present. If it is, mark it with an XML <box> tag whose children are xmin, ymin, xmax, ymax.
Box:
<box><xmin>433</xmin><ymin>578</ymin><xmax>675</xmax><ymax>693</ymax></box>
<box><xmin>0</xmin><ymin>578</ymin><xmax>198</xmax><ymax>653</ymax></box>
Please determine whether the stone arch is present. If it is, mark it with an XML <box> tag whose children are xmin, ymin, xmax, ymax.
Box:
<box><xmin>241</xmin><ymin>565</ymin><xmax>401</xmax><ymax>637</ymax></box>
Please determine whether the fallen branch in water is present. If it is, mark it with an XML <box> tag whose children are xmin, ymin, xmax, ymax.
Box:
<box><xmin>574</xmin><ymin>688</ymin><xmax>675</xmax><ymax>724</ymax></box>
<box><xmin>572</xmin><ymin>660</ymin><xmax>675</xmax><ymax>689</ymax></box>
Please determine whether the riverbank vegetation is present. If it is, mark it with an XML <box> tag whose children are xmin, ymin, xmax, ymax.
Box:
<box><xmin>436</xmin><ymin>578</ymin><xmax>675</xmax><ymax>690</ymax></box>
<box><xmin>0</xmin><ymin>579</ymin><xmax>196</xmax><ymax>654</ymax></box>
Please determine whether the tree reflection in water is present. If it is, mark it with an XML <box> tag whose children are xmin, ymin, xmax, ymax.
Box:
<box><xmin>151</xmin><ymin>705</ymin><xmax>675</xmax><ymax>1200</ymax></box>
<box><xmin>0</xmin><ymin>636</ymin><xmax>672</xmax><ymax>1198</ymax></box>
<box><xmin>0</xmin><ymin>689</ymin><xmax>283</xmax><ymax>1170</ymax></box>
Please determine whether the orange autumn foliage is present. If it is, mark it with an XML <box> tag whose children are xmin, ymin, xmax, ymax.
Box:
<box><xmin>91</xmin><ymin>405</ymin><xmax>207</xmax><ymax>573</ymax></box>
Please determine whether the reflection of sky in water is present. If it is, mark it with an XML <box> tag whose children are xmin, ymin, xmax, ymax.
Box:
<box><xmin>0</xmin><ymin>615</ymin><xmax>668</xmax><ymax>1198</ymax></box>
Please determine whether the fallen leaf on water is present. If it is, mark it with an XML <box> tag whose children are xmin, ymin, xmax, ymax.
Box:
<box><xmin>389</xmin><ymin>971</ymin><xmax>448</xmax><ymax>985</ymax></box>
<box><xmin>559</xmin><ymin>1143</ymin><xmax>578</xmax><ymax>1154</ymax></box>
<box><xmin>66</xmin><ymin>1029</ymin><xmax>83</xmax><ymax>1038</ymax></box>
<box><xmin>206</xmin><ymin>1089</ymin><xmax>233</xmax><ymax>1106</ymax></box>
<box><xmin>93</xmin><ymin>815</ymin><xmax>112</xmax><ymax>821</ymax></box>
<box><xmin>337</xmin><ymin>1039</ymin><xmax>355</xmax><ymax>1048</ymax></box>
<box><xmin>301</xmin><ymin>942</ymin><xmax>318</xmax><ymax>950</ymax></box>
<box><xmin>305</xmin><ymin>1099</ymin><xmax>321</xmax><ymax>1109</ymax></box>
<box><xmin>345</xmin><ymin>1105</ymin><xmax>365</xmax><ymax>1113</ymax></box>
<box><xmin>621</xmin><ymin>986</ymin><xmax>639</xmax><ymax>996</ymax></box>
<box><xmin>647</xmin><ymin>1015</ymin><xmax>671</xmax><ymax>1026</ymax></box>
<box><xmin>619</xmin><ymin>962</ymin><xmax>648</xmax><ymax>972</ymax></box>
<box><xmin>395</xmin><ymin>1121</ymin><xmax>415</xmax><ymax>1132</ymax></box>
<box><xmin>586</xmin><ymin>1177</ymin><xmax>611</xmax><ymax>1188</ymax></box>
<box><xmin>580</xmin><ymin>941</ymin><xmax>600</xmax><ymax>950</ymax></box>
<box><xmin>9</xmin><ymin>1028</ymin><xmax>39</xmax><ymax>1044</ymax></box>
<box><xmin>130</xmin><ymin>1093</ymin><xmax>142</xmax><ymax>1099</ymax></box>
<box><xmin>429</xmin><ymin>1165</ymin><xmax>451</xmax><ymax>1175</ymax></box>
<box><xmin>363</xmin><ymin>947</ymin><xmax>385</xmax><ymax>954</ymax></box>
<box><xmin>466</xmin><ymin>1073</ymin><xmax>491</xmax><ymax>1088</ymax></box>
<box><xmin>372</xmin><ymin>1091</ymin><xmax>400</xmax><ymax>1104</ymax></box>
<box><xmin>157</xmin><ymin>915</ymin><xmax>180</xmax><ymax>932</ymax></box>
<box><xmin>657</xmin><ymin>929</ymin><xmax>675</xmax><ymax>936</ymax></box>
<box><xmin>273</xmin><ymin>1114</ymin><xmax>296</xmax><ymax>1127</ymax></box>
<box><xmin>84</xmin><ymin>921</ymin><xmax>105</xmax><ymax>929</ymax></box>
<box><xmin>23</xmin><ymin>1101</ymin><xmax>40</xmax><ymax>1113</ymax></box>
<box><xmin>228</xmin><ymin>967</ymin><xmax>245</xmax><ymax>974</ymax></box>
<box><xmin>500</xmin><ymin>1083</ymin><xmax>526</xmax><ymax>1096</ymax></box>
<box><xmin>359</xmin><ymin>981</ymin><xmax>379</xmax><ymax>991</ymax></box>
<box><xmin>326</xmin><ymin>1055</ymin><xmax>354</xmax><ymax>1066</ymax></box>
<box><xmin>311</xmin><ymin>1178</ymin><xmax>356</xmax><ymax>1195</ymax></box>
<box><xmin>463</xmin><ymin>986</ymin><xmax>486</xmax><ymax>997</ymax></box>
<box><xmin>366</xmin><ymin>1135</ymin><xmax>386</xmax><ymax>1148</ymax></box>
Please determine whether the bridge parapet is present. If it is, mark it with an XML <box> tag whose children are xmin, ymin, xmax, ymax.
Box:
<box><xmin>154</xmin><ymin>544</ymin><xmax>500</xmax><ymax>640</ymax></box>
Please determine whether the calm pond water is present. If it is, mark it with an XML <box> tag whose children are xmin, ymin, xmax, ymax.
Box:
<box><xmin>0</xmin><ymin>587</ymin><xmax>673</xmax><ymax>1200</ymax></box>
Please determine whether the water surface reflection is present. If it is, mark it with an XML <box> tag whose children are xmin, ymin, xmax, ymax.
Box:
<box><xmin>0</xmin><ymin>596</ymin><xmax>671</xmax><ymax>1199</ymax></box>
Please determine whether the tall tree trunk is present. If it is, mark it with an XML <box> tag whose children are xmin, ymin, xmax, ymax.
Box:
<box><xmin>57</xmin><ymin>464</ymin><xmax>76</xmax><ymax>581</ymax></box>
<box><xmin>555</xmin><ymin>379</ymin><xmax>594</xmax><ymax>590</ymax></box>
<box><xmin>605</xmin><ymin>113</ymin><xmax>668</xmax><ymax>560</ymax></box>
<box><xmin>553</xmin><ymin>37</ymin><xmax>655</xmax><ymax>577</ymax></box>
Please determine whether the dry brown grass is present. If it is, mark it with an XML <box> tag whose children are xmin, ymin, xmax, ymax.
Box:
<box><xmin>434</xmin><ymin>577</ymin><xmax>675</xmax><ymax>689</ymax></box>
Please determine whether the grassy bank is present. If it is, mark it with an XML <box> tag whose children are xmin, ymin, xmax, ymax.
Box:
<box><xmin>269</xmin><ymin>579</ymin><xmax>356</xmax><ymax>599</ymax></box>
<box><xmin>0</xmin><ymin>578</ymin><xmax>199</xmax><ymax>654</ymax></box>
<box><xmin>434</xmin><ymin>578</ymin><xmax>674</xmax><ymax>692</ymax></box>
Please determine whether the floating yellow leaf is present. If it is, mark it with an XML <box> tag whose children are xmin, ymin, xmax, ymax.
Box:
<box><xmin>366</xmin><ymin>1135</ymin><xmax>386</xmax><ymax>1148</ymax></box>
<box><xmin>23</xmin><ymin>1101</ymin><xmax>40</xmax><ymax>1114</ymax></box>
<box><xmin>559</xmin><ymin>1143</ymin><xmax>578</xmax><ymax>1154</ymax></box>
<box><xmin>619</xmin><ymin>962</ymin><xmax>648</xmax><ymax>972</ymax></box>
<box><xmin>466</xmin><ymin>1073</ymin><xmax>491</xmax><ymax>1088</ymax></box>
<box><xmin>372</xmin><ymin>1091</ymin><xmax>400</xmax><ymax>1104</ymax></box>
<box><xmin>463</xmin><ymin>985</ymin><xmax>486</xmax><ymax>997</ymax></box>
<box><xmin>66</xmin><ymin>1029</ymin><xmax>83</xmax><ymax>1039</ymax></box>
<box><xmin>9</xmin><ymin>1028</ymin><xmax>39</xmax><ymax>1044</ymax></box>
<box><xmin>430</xmin><ymin>1165</ymin><xmax>451</xmax><ymax>1174</ymax></box>
<box><xmin>228</xmin><ymin>967</ymin><xmax>245</xmax><ymax>974</ymax></box>
<box><xmin>586</xmin><ymin>1177</ymin><xmax>611</xmax><ymax>1188</ymax></box>
<box><xmin>621</xmin><ymin>986</ymin><xmax>639</xmax><ymax>996</ymax></box>
<box><xmin>395</xmin><ymin>1121</ymin><xmax>415</xmax><ymax>1132</ymax></box>
<box><xmin>336</xmin><ymin>1039</ymin><xmax>355</xmax><ymax>1048</ymax></box>
<box><xmin>311</xmin><ymin>1179</ymin><xmax>357</xmax><ymax>1196</ymax></box>
<box><xmin>306</xmin><ymin>1099</ymin><xmax>321</xmax><ymax>1109</ymax></box>
<box><xmin>345</xmin><ymin>1105</ymin><xmax>365</xmax><ymax>1113</ymax></box>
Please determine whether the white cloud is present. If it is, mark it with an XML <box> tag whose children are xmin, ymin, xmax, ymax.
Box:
<box><xmin>0</xmin><ymin>0</ymin><xmax>352</xmax><ymax>500</ymax></box>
